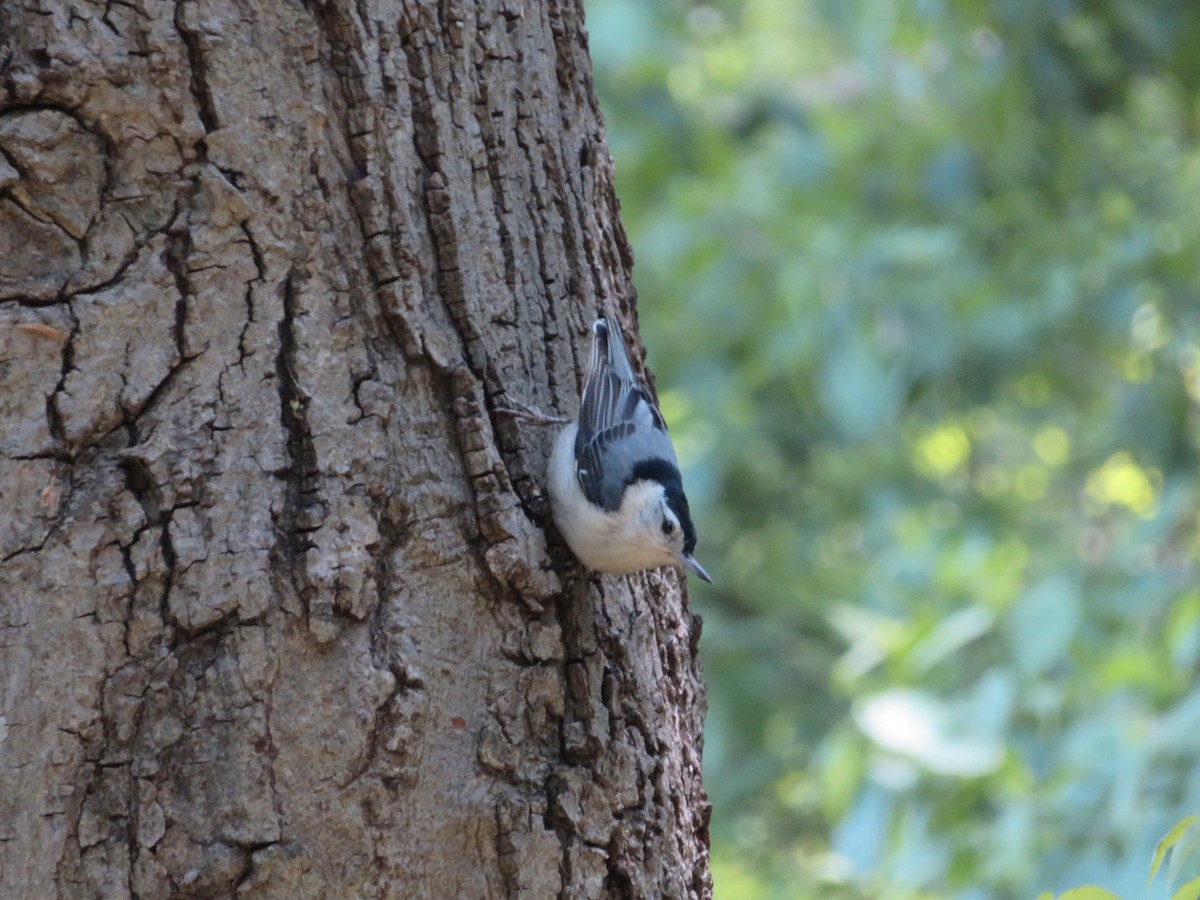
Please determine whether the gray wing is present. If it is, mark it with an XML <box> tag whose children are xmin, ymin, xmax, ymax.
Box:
<box><xmin>574</xmin><ymin>319</ymin><xmax>675</xmax><ymax>512</ymax></box>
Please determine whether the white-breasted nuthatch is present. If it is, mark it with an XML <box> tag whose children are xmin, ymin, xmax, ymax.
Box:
<box><xmin>547</xmin><ymin>318</ymin><xmax>711</xmax><ymax>582</ymax></box>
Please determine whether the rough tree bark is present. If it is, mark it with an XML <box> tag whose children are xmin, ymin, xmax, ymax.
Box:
<box><xmin>0</xmin><ymin>1</ymin><xmax>710</xmax><ymax>897</ymax></box>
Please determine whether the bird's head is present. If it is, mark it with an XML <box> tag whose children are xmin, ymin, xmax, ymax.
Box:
<box><xmin>623</xmin><ymin>465</ymin><xmax>712</xmax><ymax>583</ymax></box>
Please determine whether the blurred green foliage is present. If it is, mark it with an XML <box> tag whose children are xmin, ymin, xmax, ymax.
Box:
<box><xmin>586</xmin><ymin>1</ymin><xmax>1200</xmax><ymax>897</ymax></box>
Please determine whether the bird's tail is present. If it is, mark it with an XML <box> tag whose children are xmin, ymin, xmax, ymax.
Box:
<box><xmin>590</xmin><ymin>318</ymin><xmax>636</xmax><ymax>382</ymax></box>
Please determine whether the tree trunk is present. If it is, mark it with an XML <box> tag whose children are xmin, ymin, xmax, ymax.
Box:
<box><xmin>0</xmin><ymin>1</ymin><xmax>710</xmax><ymax>897</ymax></box>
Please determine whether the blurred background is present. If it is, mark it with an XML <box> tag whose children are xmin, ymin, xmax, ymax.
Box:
<box><xmin>585</xmin><ymin>1</ymin><xmax>1200</xmax><ymax>897</ymax></box>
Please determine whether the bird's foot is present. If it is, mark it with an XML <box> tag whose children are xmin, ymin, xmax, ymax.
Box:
<box><xmin>494</xmin><ymin>398</ymin><xmax>569</xmax><ymax>425</ymax></box>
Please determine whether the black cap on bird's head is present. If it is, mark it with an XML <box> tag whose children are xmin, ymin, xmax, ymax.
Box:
<box><xmin>628</xmin><ymin>458</ymin><xmax>712</xmax><ymax>583</ymax></box>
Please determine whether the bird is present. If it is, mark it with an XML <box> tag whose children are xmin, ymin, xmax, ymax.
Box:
<box><xmin>546</xmin><ymin>318</ymin><xmax>711</xmax><ymax>583</ymax></box>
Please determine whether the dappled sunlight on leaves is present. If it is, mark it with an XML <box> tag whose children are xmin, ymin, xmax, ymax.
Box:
<box><xmin>1085</xmin><ymin>452</ymin><xmax>1163</xmax><ymax>518</ymax></box>
<box><xmin>590</xmin><ymin>0</ymin><xmax>1200</xmax><ymax>896</ymax></box>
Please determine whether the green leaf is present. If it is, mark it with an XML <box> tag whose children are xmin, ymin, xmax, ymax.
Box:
<box><xmin>1150</xmin><ymin>816</ymin><xmax>1200</xmax><ymax>893</ymax></box>
<box><xmin>1055</xmin><ymin>887</ymin><xmax>1122</xmax><ymax>900</ymax></box>
<box><xmin>1168</xmin><ymin>816</ymin><xmax>1200</xmax><ymax>893</ymax></box>
<box><xmin>1172</xmin><ymin>876</ymin><xmax>1200</xmax><ymax>900</ymax></box>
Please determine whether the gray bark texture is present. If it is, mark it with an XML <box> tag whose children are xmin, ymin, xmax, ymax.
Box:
<box><xmin>0</xmin><ymin>1</ymin><xmax>711</xmax><ymax>897</ymax></box>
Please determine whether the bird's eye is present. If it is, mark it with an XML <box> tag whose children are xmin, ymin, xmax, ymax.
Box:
<box><xmin>662</xmin><ymin>519</ymin><xmax>675</xmax><ymax>536</ymax></box>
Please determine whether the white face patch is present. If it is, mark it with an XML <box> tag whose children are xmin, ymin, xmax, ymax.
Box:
<box><xmin>607</xmin><ymin>481</ymin><xmax>681</xmax><ymax>569</ymax></box>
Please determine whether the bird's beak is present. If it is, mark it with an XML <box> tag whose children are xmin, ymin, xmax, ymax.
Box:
<box><xmin>682</xmin><ymin>554</ymin><xmax>712</xmax><ymax>584</ymax></box>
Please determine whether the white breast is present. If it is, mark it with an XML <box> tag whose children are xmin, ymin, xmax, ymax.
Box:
<box><xmin>548</xmin><ymin>423</ymin><xmax>675</xmax><ymax>575</ymax></box>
